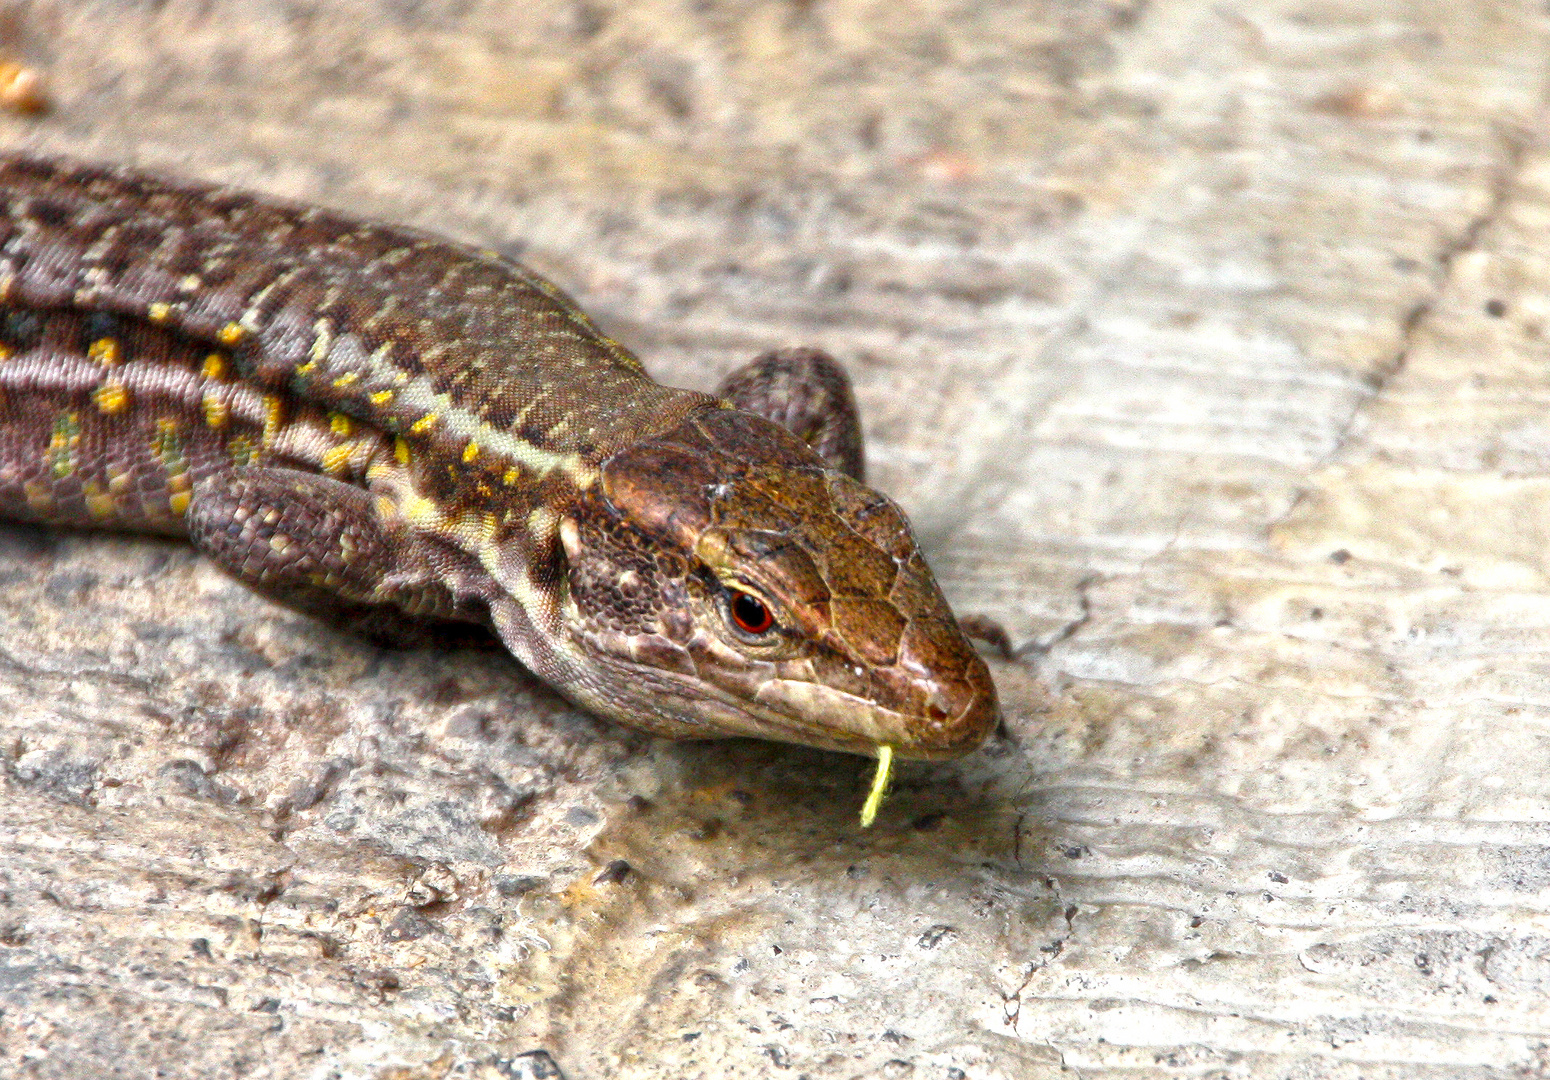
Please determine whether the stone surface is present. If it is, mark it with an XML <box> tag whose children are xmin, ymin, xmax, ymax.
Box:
<box><xmin>3</xmin><ymin>1</ymin><xmax>1550</xmax><ymax>1077</ymax></box>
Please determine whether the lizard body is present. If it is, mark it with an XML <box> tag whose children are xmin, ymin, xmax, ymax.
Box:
<box><xmin>0</xmin><ymin>154</ymin><xmax>997</xmax><ymax>764</ymax></box>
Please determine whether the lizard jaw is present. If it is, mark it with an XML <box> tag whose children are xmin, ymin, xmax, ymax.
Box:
<box><xmin>559</xmin><ymin>625</ymin><xmax>998</xmax><ymax>759</ymax></box>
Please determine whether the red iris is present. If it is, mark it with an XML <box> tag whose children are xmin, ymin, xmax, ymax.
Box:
<box><xmin>729</xmin><ymin>589</ymin><xmax>774</xmax><ymax>635</ymax></box>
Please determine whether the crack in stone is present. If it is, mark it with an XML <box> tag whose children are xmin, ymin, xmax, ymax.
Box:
<box><xmin>1003</xmin><ymin>899</ymin><xmax>1079</xmax><ymax>1036</ymax></box>
<box><xmin>1327</xmin><ymin>127</ymin><xmax>1525</xmax><ymax>466</ymax></box>
<box><xmin>1018</xmin><ymin>573</ymin><xmax>1100</xmax><ymax>661</ymax></box>
<box><xmin>1266</xmin><ymin>128</ymin><xmax>1529</xmax><ymax>542</ymax></box>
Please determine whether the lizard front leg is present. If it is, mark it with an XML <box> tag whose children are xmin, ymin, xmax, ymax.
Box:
<box><xmin>716</xmin><ymin>347</ymin><xmax>865</xmax><ymax>481</ymax></box>
<box><xmin>186</xmin><ymin>467</ymin><xmax>492</xmax><ymax>646</ymax></box>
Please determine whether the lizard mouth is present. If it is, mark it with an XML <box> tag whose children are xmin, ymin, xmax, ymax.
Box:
<box><xmin>750</xmin><ymin>675</ymin><xmax>998</xmax><ymax>760</ymax></box>
<box><xmin>573</xmin><ymin>634</ymin><xmax>998</xmax><ymax>760</ymax></box>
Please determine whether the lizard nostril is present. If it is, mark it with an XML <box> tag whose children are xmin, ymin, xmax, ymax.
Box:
<box><xmin>912</xmin><ymin>670</ymin><xmax>999</xmax><ymax>756</ymax></box>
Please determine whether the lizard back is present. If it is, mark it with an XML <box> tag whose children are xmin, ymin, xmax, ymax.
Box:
<box><xmin>0</xmin><ymin>153</ymin><xmax>714</xmax><ymax>535</ymax></box>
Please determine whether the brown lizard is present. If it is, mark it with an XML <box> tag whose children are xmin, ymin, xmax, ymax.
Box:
<box><xmin>0</xmin><ymin>154</ymin><xmax>998</xmax><ymax>812</ymax></box>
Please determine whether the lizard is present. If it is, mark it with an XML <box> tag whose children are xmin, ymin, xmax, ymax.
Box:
<box><xmin>0</xmin><ymin>153</ymin><xmax>1000</xmax><ymax>817</ymax></box>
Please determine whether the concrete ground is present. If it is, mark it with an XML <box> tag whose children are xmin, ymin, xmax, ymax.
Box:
<box><xmin>3</xmin><ymin>1</ymin><xmax>1550</xmax><ymax>1077</ymax></box>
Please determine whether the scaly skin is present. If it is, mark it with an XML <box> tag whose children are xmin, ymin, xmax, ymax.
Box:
<box><xmin>0</xmin><ymin>154</ymin><xmax>999</xmax><ymax>763</ymax></box>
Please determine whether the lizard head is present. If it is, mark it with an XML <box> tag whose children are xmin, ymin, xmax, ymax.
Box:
<box><xmin>554</xmin><ymin>406</ymin><xmax>999</xmax><ymax>760</ymax></box>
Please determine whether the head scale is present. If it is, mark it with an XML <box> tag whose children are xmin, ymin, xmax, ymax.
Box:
<box><xmin>551</xmin><ymin>406</ymin><xmax>999</xmax><ymax>760</ymax></box>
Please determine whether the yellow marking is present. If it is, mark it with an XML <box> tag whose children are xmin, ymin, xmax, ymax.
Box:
<box><xmin>84</xmin><ymin>482</ymin><xmax>115</xmax><ymax>520</ymax></box>
<box><xmin>527</xmin><ymin>507</ymin><xmax>558</xmax><ymax>537</ymax></box>
<box><xmin>202</xmin><ymin>353</ymin><xmax>229</xmax><ymax>380</ymax></box>
<box><xmin>329</xmin><ymin>412</ymin><xmax>355</xmax><ymax>437</ymax></box>
<box><xmin>152</xmin><ymin>417</ymin><xmax>183</xmax><ymax>448</ymax></box>
<box><xmin>229</xmin><ymin>434</ymin><xmax>257</xmax><ymax>467</ymax></box>
<box><xmin>217</xmin><ymin>321</ymin><xmax>247</xmax><ymax>345</ymax></box>
<box><xmin>398</xmin><ymin>374</ymin><xmax>597</xmax><ymax>484</ymax></box>
<box><xmin>322</xmin><ymin>444</ymin><xmax>355</xmax><ymax>475</ymax></box>
<box><xmin>409</xmin><ymin>413</ymin><xmax>438</xmax><ymax>435</ymax></box>
<box><xmin>332</xmin><ymin>372</ymin><xmax>359</xmax><ymax>388</ymax></box>
<box><xmin>150</xmin><ymin>418</ymin><xmax>190</xmax><ymax>516</ymax></box>
<box><xmin>87</xmin><ymin>338</ymin><xmax>122</xmax><ymax>366</ymax></box>
<box><xmin>147</xmin><ymin>301</ymin><xmax>172</xmax><ymax>324</ymax></box>
<box><xmin>461</xmin><ymin>441</ymin><xmax>480</xmax><ymax>463</ymax></box>
<box><xmin>0</xmin><ymin>343</ymin><xmax>11</xmax><ymax>361</ymax></box>
<box><xmin>859</xmin><ymin>745</ymin><xmax>894</xmax><ymax>828</ymax></box>
<box><xmin>476</xmin><ymin>481</ymin><xmax>493</xmax><ymax>498</ymax></box>
<box><xmin>502</xmin><ymin>468</ymin><xmax>519</xmax><ymax>486</ymax></box>
<box><xmin>178</xmin><ymin>274</ymin><xmax>202</xmax><ymax>292</ymax></box>
<box><xmin>310</xmin><ymin>319</ymin><xmax>334</xmax><ymax>361</ymax></box>
<box><xmin>295</xmin><ymin>360</ymin><xmax>317</xmax><ymax>377</ymax></box>
<box><xmin>107</xmin><ymin>468</ymin><xmax>132</xmax><ymax>495</ymax></box>
<box><xmin>47</xmin><ymin>412</ymin><xmax>81</xmax><ymax>478</ymax></box>
<box><xmin>399</xmin><ymin>490</ymin><xmax>499</xmax><ymax>552</ymax></box>
<box><xmin>369</xmin><ymin>390</ymin><xmax>394</xmax><ymax>406</ymax></box>
<box><xmin>262</xmin><ymin>396</ymin><xmax>284</xmax><ymax>446</ymax></box>
<box><xmin>202</xmin><ymin>394</ymin><xmax>230</xmax><ymax>430</ymax></box>
<box><xmin>394</xmin><ymin>437</ymin><xmax>411</xmax><ymax>465</ymax></box>
<box><xmin>93</xmin><ymin>382</ymin><xmax>130</xmax><ymax>415</ymax></box>
<box><xmin>23</xmin><ymin>480</ymin><xmax>53</xmax><ymax>515</ymax></box>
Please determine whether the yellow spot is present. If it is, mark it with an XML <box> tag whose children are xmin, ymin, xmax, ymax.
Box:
<box><xmin>202</xmin><ymin>353</ymin><xmax>228</xmax><ymax>380</ymax></box>
<box><xmin>462</xmin><ymin>441</ymin><xmax>480</xmax><ymax>463</ymax></box>
<box><xmin>329</xmin><ymin>412</ymin><xmax>355</xmax><ymax>437</ymax></box>
<box><xmin>150</xmin><ymin>418</ymin><xmax>190</xmax><ymax>509</ymax></box>
<box><xmin>0</xmin><ymin>344</ymin><xmax>11</xmax><ymax>361</ymax></box>
<box><xmin>859</xmin><ymin>745</ymin><xmax>894</xmax><ymax>829</ymax></box>
<box><xmin>262</xmin><ymin>396</ymin><xmax>284</xmax><ymax>446</ymax></box>
<box><xmin>322</xmin><ymin>444</ymin><xmax>354</xmax><ymax>476</ymax></box>
<box><xmin>394</xmin><ymin>437</ymin><xmax>410</xmax><ymax>465</ymax></box>
<box><xmin>23</xmin><ymin>479</ymin><xmax>53</xmax><ymax>515</ymax></box>
<box><xmin>502</xmin><ymin>468</ymin><xmax>520</xmax><ymax>486</ymax></box>
<box><xmin>203</xmin><ymin>395</ymin><xmax>229</xmax><ymax>429</ymax></box>
<box><xmin>87</xmin><ymin>338</ymin><xmax>121</xmax><ymax>366</ymax></box>
<box><xmin>296</xmin><ymin>360</ymin><xmax>317</xmax><ymax>377</ymax></box>
<box><xmin>147</xmin><ymin>301</ymin><xmax>172</xmax><ymax>324</ymax></box>
<box><xmin>410</xmin><ymin>413</ymin><xmax>438</xmax><ymax>435</ymax></box>
<box><xmin>84</xmin><ymin>482</ymin><xmax>115</xmax><ymax>520</ymax></box>
<box><xmin>93</xmin><ymin>382</ymin><xmax>130</xmax><ymax>415</ymax></box>
<box><xmin>47</xmin><ymin>412</ymin><xmax>81</xmax><ymax>478</ymax></box>
<box><xmin>217</xmin><ymin>321</ymin><xmax>247</xmax><ymax>345</ymax></box>
<box><xmin>476</xmin><ymin>481</ymin><xmax>493</xmax><ymax>498</ymax></box>
<box><xmin>369</xmin><ymin>390</ymin><xmax>394</xmax><ymax>406</ymax></box>
<box><xmin>178</xmin><ymin>274</ymin><xmax>202</xmax><ymax>292</ymax></box>
<box><xmin>229</xmin><ymin>433</ymin><xmax>257</xmax><ymax>467</ymax></box>
<box><xmin>332</xmin><ymin>371</ymin><xmax>359</xmax><ymax>388</ymax></box>
<box><xmin>107</xmin><ymin>468</ymin><xmax>132</xmax><ymax>495</ymax></box>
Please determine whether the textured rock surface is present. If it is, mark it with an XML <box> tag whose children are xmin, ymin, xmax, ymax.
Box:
<box><xmin>4</xmin><ymin>1</ymin><xmax>1550</xmax><ymax>1077</ymax></box>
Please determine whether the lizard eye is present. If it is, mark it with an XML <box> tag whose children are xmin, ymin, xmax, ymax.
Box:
<box><xmin>727</xmin><ymin>588</ymin><xmax>776</xmax><ymax>636</ymax></box>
